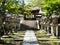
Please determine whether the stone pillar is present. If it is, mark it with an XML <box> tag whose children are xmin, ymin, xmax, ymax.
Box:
<box><xmin>19</xmin><ymin>24</ymin><xmax>20</xmax><ymax>30</ymax></box>
<box><xmin>41</xmin><ymin>25</ymin><xmax>43</xmax><ymax>30</ymax></box>
<box><xmin>50</xmin><ymin>25</ymin><xmax>57</xmax><ymax>38</ymax></box>
<box><xmin>44</xmin><ymin>25</ymin><xmax>46</xmax><ymax>31</ymax></box>
<box><xmin>51</xmin><ymin>26</ymin><xmax>55</xmax><ymax>36</ymax></box>
<box><xmin>56</xmin><ymin>25</ymin><xmax>58</xmax><ymax>37</ymax></box>
<box><xmin>47</xmin><ymin>25</ymin><xmax>49</xmax><ymax>33</ymax></box>
<box><xmin>37</xmin><ymin>20</ymin><xmax>40</xmax><ymax>29</ymax></box>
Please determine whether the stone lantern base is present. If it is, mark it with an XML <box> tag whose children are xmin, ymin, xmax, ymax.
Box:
<box><xmin>50</xmin><ymin>36</ymin><xmax>57</xmax><ymax>38</ymax></box>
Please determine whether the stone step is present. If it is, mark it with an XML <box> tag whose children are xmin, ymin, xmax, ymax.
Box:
<box><xmin>14</xmin><ymin>38</ymin><xmax>23</xmax><ymax>41</ymax></box>
<box><xmin>38</xmin><ymin>38</ymin><xmax>50</xmax><ymax>41</ymax></box>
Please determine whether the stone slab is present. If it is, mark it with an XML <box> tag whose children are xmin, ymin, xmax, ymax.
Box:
<box><xmin>23</xmin><ymin>30</ymin><xmax>39</xmax><ymax>45</ymax></box>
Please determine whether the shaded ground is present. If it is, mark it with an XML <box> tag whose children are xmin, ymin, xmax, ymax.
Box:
<box><xmin>34</xmin><ymin>30</ymin><xmax>60</xmax><ymax>45</ymax></box>
<box><xmin>0</xmin><ymin>30</ymin><xmax>60</xmax><ymax>45</ymax></box>
<box><xmin>0</xmin><ymin>30</ymin><xmax>25</xmax><ymax>45</ymax></box>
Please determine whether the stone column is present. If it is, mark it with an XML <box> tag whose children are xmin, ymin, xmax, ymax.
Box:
<box><xmin>50</xmin><ymin>25</ymin><xmax>57</xmax><ymax>38</ymax></box>
<box><xmin>56</xmin><ymin>25</ymin><xmax>58</xmax><ymax>37</ymax></box>
<box><xmin>41</xmin><ymin>25</ymin><xmax>43</xmax><ymax>30</ymax></box>
<box><xmin>51</xmin><ymin>25</ymin><xmax>55</xmax><ymax>36</ymax></box>
<box><xmin>37</xmin><ymin>20</ymin><xmax>40</xmax><ymax>29</ymax></box>
<box><xmin>47</xmin><ymin>25</ymin><xmax>49</xmax><ymax>33</ymax></box>
<box><xmin>44</xmin><ymin>25</ymin><xmax>46</xmax><ymax>31</ymax></box>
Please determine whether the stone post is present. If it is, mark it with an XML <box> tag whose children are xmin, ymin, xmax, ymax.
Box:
<box><xmin>56</xmin><ymin>25</ymin><xmax>58</xmax><ymax>37</ymax></box>
<box><xmin>50</xmin><ymin>24</ymin><xmax>57</xmax><ymax>38</ymax></box>
<box><xmin>41</xmin><ymin>25</ymin><xmax>43</xmax><ymax>30</ymax></box>
<box><xmin>37</xmin><ymin>20</ymin><xmax>40</xmax><ymax>29</ymax></box>
<box><xmin>44</xmin><ymin>25</ymin><xmax>46</xmax><ymax>31</ymax></box>
<box><xmin>51</xmin><ymin>25</ymin><xmax>55</xmax><ymax>36</ymax></box>
<box><xmin>47</xmin><ymin>25</ymin><xmax>49</xmax><ymax>33</ymax></box>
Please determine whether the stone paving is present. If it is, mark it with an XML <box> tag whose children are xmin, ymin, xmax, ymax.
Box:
<box><xmin>23</xmin><ymin>30</ymin><xmax>39</xmax><ymax>45</ymax></box>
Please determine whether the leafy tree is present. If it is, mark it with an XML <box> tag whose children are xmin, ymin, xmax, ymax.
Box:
<box><xmin>0</xmin><ymin>0</ymin><xmax>33</xmax><ymax>35</ymax></box>
<box><xmin>4</xmin><ymin>0</ymin><xmax>21</xmax><ymax>14</ymax></box>
<box><xmin>42</xmin><ymin>0</ymin><xmax>60</xmax><ymax>15</ymax></box>
<box><xmin>26</xmin><ymin>0</ymin><xmax>60</xmax><ymax>16</ymax></box>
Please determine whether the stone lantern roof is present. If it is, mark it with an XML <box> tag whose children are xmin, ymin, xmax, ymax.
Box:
<box><xmin>6</xmin><ymin>14</ymin><xmax>11</xmax><ymax>17</ymax></box>
<box><xmin>51</xmin><ymin>11</ymin><xmax>60</xmax><ymax>18</ymax></box>
<box><xmin>51</xmin><ymin>14</ymin><xmax>60</xmax><ymax>19</ymax></box>
<box><xmin>39</xmin><ymin>8</ymin><xmax>45</xmax><ymax>15</ymax></box>
<box><xmin>52</xmin><ymin>14</ymin><xmax>58</xmax><ymax>18</ymax></box>
<box><xmin>42</xmin><ymin>16</ymin><xmax>47</xmax><ymax>19</ymax></box>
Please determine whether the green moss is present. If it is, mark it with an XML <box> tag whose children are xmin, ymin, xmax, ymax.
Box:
<box><xmin>35</xmin><ymin>30</ymin><xmax>60</xmax><ymax>45</ymax></box>
<box><xmin>1</xmin><ymin>30</ymin><xmax>25</xmax><ymax>44</ymax></box>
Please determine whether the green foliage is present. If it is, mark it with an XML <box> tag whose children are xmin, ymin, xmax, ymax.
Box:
<box><xmin>27</xmin><ymin>0</ymin><xmax>60</xmax><ymax>15</ymax></box>
<box><xmin>0</xmin><ymin>0</ymin><xmax>32</xmax><ymax>15</ymax></box>
<box><xmin>0</xmin><ymin>0</ymin><xmax>2</xmax><ymax>7</ymax></box>
<box><xmin>23</xmin><ymin>9</ymin><xmax>31</xmax><ymax>15</ymax></box>
<box><xmin>32</xmin><ymin>0</ymin><xmax>44</xmax><ymax>7</ymax></box>
<box><xmin>42</xmin><ymin>0</ymin><xmax>60</xmax><ymax>15</ymax></box>
<box><xmin>4</xmin><ymin>0</ymin><xmax>21</xmax><ymax>14</ymax></box>
<box><xmin>19</xmin><ymin>5</ymin><xmax>32</xmax><ymax>15</ymax></box>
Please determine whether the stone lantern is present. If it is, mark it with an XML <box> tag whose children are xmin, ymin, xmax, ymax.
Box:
<box><xmin>40</xmin><ymin>16</ymin><xmax>46</xmax><ymax>30</ymax></box>
<box><xmin>39</xmin><ymin>8</ymin><xmax>45</xmax><ymax>30</ymax></box>
<box><xmin>50</xmin><ymin>12</ymin><xmax>59</xmax><ymax>38</ymax></box>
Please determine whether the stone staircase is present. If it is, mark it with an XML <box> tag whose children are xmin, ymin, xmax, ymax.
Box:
<box><xmin>20</xmin><ymin>20</ymin><xmax>39</xmax><ymax>30</ymax></box>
